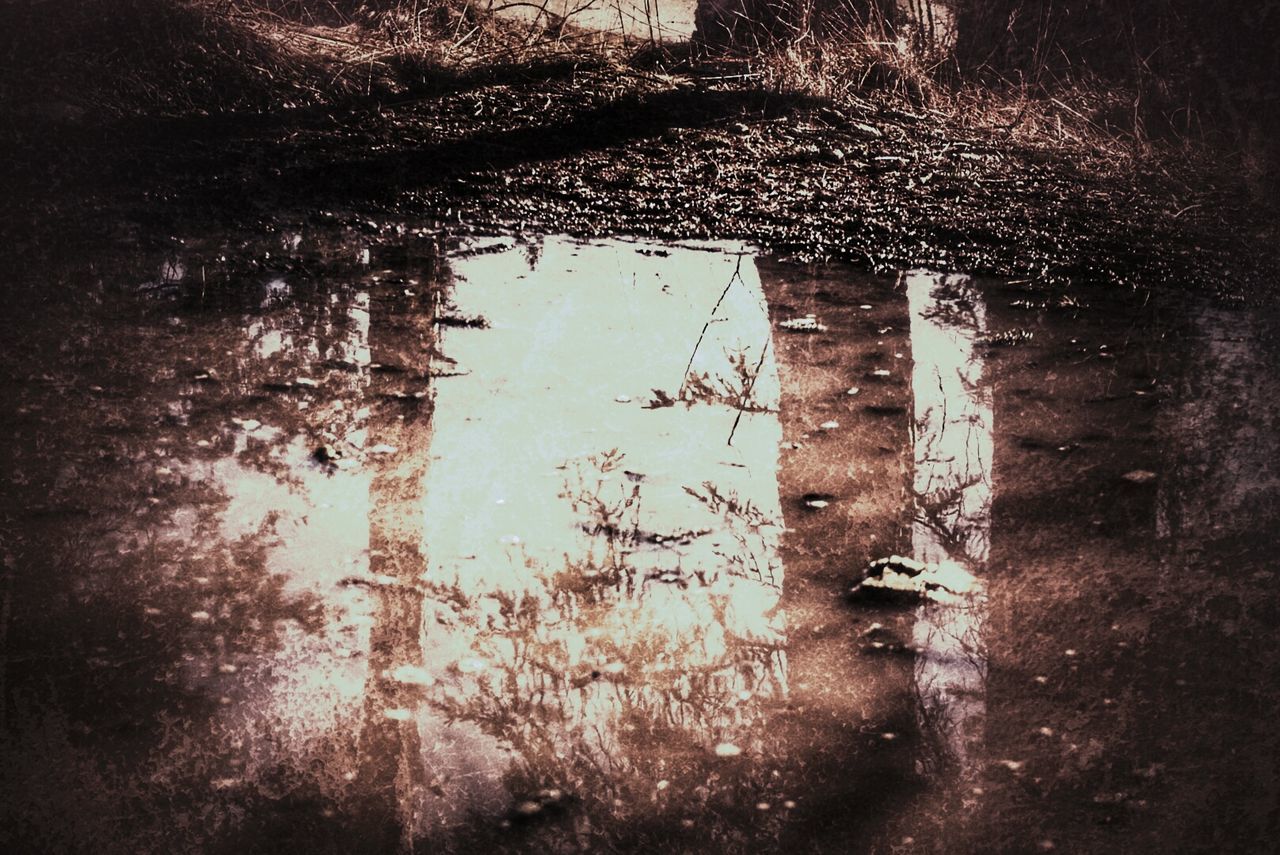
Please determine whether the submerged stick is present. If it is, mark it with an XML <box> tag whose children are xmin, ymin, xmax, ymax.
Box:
<box><xmin>727</xmin><ymin>334</ymin><xmax>771</xmax><ymax>447</ymax></box>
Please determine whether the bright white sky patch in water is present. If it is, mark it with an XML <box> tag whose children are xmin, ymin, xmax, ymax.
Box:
<box><xmin>905</xmin><ymin>270</ymin><xmax>992</xmax><ymax>778</ymax></box>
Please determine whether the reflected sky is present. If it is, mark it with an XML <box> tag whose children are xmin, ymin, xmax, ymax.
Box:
<box><xmin>904</xmin><ymin>271</ymin><xmax>991</xmax><ymax>779</ymax></box>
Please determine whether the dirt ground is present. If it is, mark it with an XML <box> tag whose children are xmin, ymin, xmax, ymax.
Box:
<box><xmin>4</xmin><ymin>53</ymin><xmax>1277</xmax><ymax>300</ymax></box>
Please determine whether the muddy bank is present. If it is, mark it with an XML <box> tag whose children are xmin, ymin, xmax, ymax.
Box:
<box><xmin>4</xmin><ymin>61</ymin><xmax>1276</xmax><ymax>299</ymax></box>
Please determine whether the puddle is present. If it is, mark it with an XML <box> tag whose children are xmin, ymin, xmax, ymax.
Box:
<box><xmin>2</xmin><ymin>230</ymin><xmax>1279</xmax><ymax>852</ymax></box>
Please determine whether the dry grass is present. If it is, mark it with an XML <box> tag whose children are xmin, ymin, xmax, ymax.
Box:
<box><xmin>0</xmin><ymin>0</ymin><xmax>623</xmax><ymax>118</ymax></box>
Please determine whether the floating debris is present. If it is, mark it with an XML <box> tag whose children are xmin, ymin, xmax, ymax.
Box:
<box><xmin>779</xmin><ymin>316</ymin><xmax>828</xmax><ymax>333</ymax></box>
<box><xmin>986</xmin><ymin>329</ymin><xmax>1035</xmax><ymax>346</ymax></box>
<box><xmin>714</xmin><ymin>742</ymin><xmax>743</xmax><ymax>757</ymax></box>
<box><xmin>819</xmin><ymin>420</ymin><xmax>840</xmax><ymax>431</ymax></box>
<box><xmin>851</xmin><ymin>555</ymin><xmax>981</xmax><ymax>602</ymax></box>
<box><xmin>386</xmin><ymin>664</ymin><xmax>436</xmax><ymax>686</ymax></box>
<box><xmin>1123</xmin><ymin>469</ymin><xmax>1158</xmax><ymax>484</ymax></box>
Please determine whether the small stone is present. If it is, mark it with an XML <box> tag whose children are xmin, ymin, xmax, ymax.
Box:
<box><xmin>615</xmin><ymin>394</ymin><xmax>631</xmax><ymax>403</ymax></box>
<box><xmin>845</xmin><ymin>387</ymin><xmax>860</xmax><ymax>396</ymax></box>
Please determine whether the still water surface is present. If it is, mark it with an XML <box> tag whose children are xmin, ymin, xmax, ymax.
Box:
<box><xmin>1</xmin><ymin>231</ymin><xmax>1277</xmax><ymax>852</ymax></box>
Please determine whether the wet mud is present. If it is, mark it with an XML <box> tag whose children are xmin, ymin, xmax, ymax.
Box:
<box><xmin>5</xmin><ymin>63</ymin><xmax>1275</xmax><ymax>297</ymax></box>
<box><xmin>2</xmin><ymin>230</ymin><xmax>1278</xmax><ymax>852</ymax></box>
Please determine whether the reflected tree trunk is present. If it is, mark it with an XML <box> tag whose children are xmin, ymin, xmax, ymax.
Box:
<box><xmin>352</xmin><ymin>271</ymin><xmax>442</xmax><ymax>851</ymax></box>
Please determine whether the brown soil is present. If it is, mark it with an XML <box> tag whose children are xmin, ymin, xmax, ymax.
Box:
<box><xmin>2</xmin><ymin>12</ymin><xmax>1276</xmax><ymax>299</ymax></box>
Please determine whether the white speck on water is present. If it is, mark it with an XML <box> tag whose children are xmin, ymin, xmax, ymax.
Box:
<box><xmin>615</xmin><ymin>394</ymin><xmax>631</xmax><ymax>403</ymax></box>
<box><xmin>805</xmin><ymin>499</ymin><xmax>829</xmax><ymax>509</ymax></box>
<box><xmin>873</xmin><ymin>369</ymin><xmax>891</xmax><ymax>377</ymax></box>
<box><xmin>191</xmin><ymin>610</ymin><xmax>211</xmax><ymax>621</ymax></box>
<box><xmin>387</xmin><ymin>664</ymin><xmax>436</xmax><ymax>686</ymax></box>
<box><xmin>714</xmin><ymin>742</ymin><xmax>743</xmax><ymax>757</ymax></box>
<box><xmin>656</xmin><ymin>779</ymin><xmax>670</xmax><ymax>791</ymax></box>
<box><xmin>515</xmin><ymin>800</ymin><xmax>542</xmax><ymax>816</ymax></box>
<box><xmin>819</xmin><ymin>420</ymin><xmax>839</xmax><ymax>430</ymax></box>
<box><xmin>845</xmin><ymin>387</ymin><xmax>861</xmax><ymax>396</ymax></box>
<box><xmin>294</xmin><ymin>377</ymin><xmax>319</xmax><ymax>387</ymax></box>
<box><xmin>779</xmin><ymin>317</ymin><xmax>828</xmax><ymax>332</ymax></box>
<box><xmin>1122</xmin><ymin>469</ymin><xmax>1158</xmax><ymax>484</ymax></box>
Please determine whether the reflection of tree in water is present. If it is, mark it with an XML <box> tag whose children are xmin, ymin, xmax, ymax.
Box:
<box><xmin>905</xmin><ymin>272</ymin><xmax>993</xmax><ymax>782</ymax></box>
<box><xmin>411</xmin><ymin>452</ymin><xmax>788</xmax><ymax>849</ymax></box>
<box><xmin>0</xmin><ymin>229</ymin><xmax>407</xmax><ymax>851</ymax></box>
